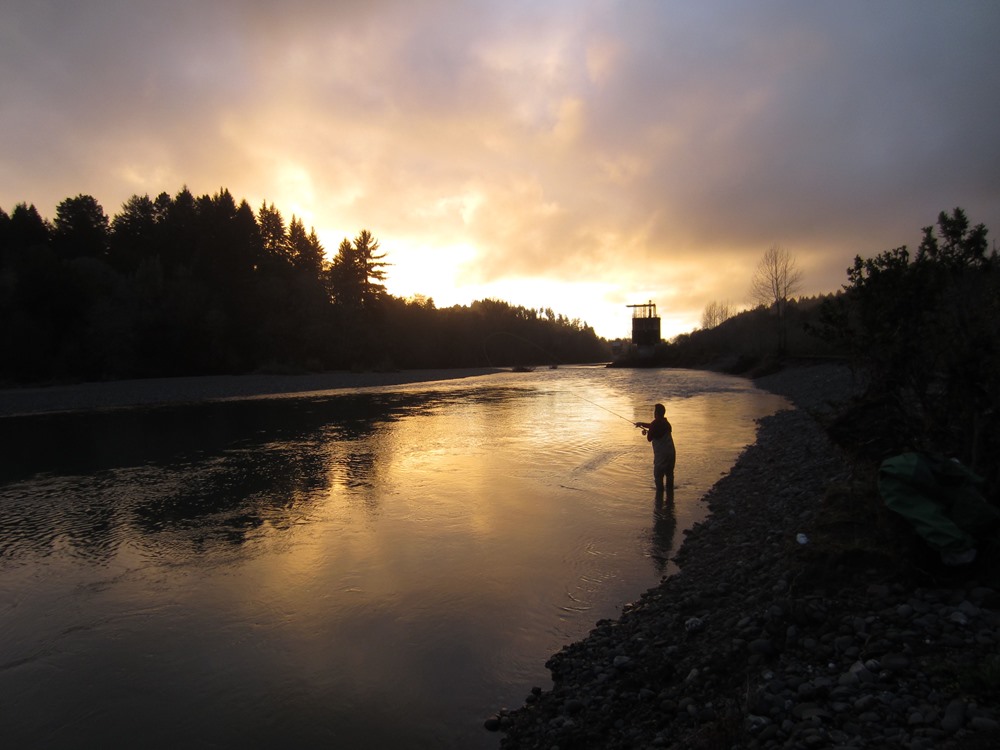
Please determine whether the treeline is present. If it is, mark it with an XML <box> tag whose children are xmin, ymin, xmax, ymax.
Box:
<box><xmin>0</xmin><ymin>188</ymin><xmax>609</xmax><ymax>384</ymax></box>
<box><xmin>659</xmin><ymin>293</ymin><xmax>839</xmax><ymax>371</ymax></box>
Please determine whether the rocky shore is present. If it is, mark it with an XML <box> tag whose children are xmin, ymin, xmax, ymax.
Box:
<box><xmin>495</xmin><ymin>364</ymin><xmax>1000</xmax><ymax>749</ymax></box>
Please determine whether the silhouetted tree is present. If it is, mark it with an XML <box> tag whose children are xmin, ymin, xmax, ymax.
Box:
<box><xmin>51</xmin><ymin>195</ymin><xmax>109</xmax><ymax>261</ymax></box>
<box><xmin>0</xmin><ymin>207</ymin><xmax>10</xmax><ymax>256</ymax></box>
<box><xmin>258</xmin><ymin>202</ymin><xmax>290</xmax><ymax>267</ymax></box>
<box><xmin>5</xmin><ymin>203</ymin><xmax>50</xmax><ymax>254</ymax></box>
<box><xmin>352</xmin><ymin>229</ymin><xmax>388</xmax><ymax>307</ymax></box>
<box><xmin>110</xmin><ymin>194</ymin><xmax>158</xmax><ymax>272</ymax></box>
<box><xmin>916</xmin><ymin>207</ymin><xmax>990</xmax><ymax>268</ymax></box>
<box><xmin>327</xmin><ymin>238</ymin><xmax>360</xmax><ymax>309</ymax></box>
<box><xmin>327</xmin><ymin>229</ymin><xmax>388</xmax><ymax>310</ymax></box>
<box><xmin>288</xmin><ymin>216</ymin><xmax>324</xmax><ymax>276</ymax></box>
<box><xmin>749</xmin><ymin>244</ymin><xmax>802</xmax><ymax>354</ymax></box>
<box><xmin>233</xmin><ymin>199</ymin><xmax>264</xmax><ymax>272</ymax></box>
<box><xmin>161</xmin><ymin>187</ymin><xmax>198</xmax><ymax>271</ymax></box>
<box><xmin>700</xmin><ymin>299</ymin><xmax>735</xmax><ymax>329</ymax></box>
<box><xmin>190</xmin><ymin>189</ymin><xmax>258</xmax><ymax>283</ymax></box>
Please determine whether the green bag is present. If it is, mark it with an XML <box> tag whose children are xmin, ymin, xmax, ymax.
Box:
<box><xmin>878</xmin><ymin>452</ymin><xmax>999</xmax><ymax>558</ymax></box>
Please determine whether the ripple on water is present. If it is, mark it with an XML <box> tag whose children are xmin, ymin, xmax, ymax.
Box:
<box><xmin>0</xmin><ymin>474</ymin><xmax>129</xmax><ymax>565</ymax></box>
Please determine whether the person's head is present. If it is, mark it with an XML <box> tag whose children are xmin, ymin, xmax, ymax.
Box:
<box><xmin>654</xmin><ymin>403</ymin><xmax>665</xmax><ymax>418</ymax></box>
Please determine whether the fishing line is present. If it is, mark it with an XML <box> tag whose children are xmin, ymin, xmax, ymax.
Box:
<box><xmin>572</xmin><ymin>393</ymin><xmax>639</xmax><ymax>426</ymax></box>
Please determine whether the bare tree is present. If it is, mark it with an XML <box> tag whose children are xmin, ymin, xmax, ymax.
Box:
<box><xmin>749</xmin><ymin>245</ymin><xmax>803</xmax><ymax>353</ymax></box>
<box><xmin>750</xmin><ymin>245</ymin><xmax>802</xmax><ymax>309</ymax></box>
<box><xmin>700</xmin><ymin>299</ymin><xmax>735</xmax><ymax>329</ymax></box>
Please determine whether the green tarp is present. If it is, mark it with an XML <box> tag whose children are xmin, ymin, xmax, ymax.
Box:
<box><xmin>878</xmin><ymin>452</ymin><xmax>1000</xmax><ymax>561</ymax></box>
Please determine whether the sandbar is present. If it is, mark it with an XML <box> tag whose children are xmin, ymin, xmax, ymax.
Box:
<box><xmin>0</xmin><ymin>368</ymin><xmax>504</xmax><ymax>418</ymax></box>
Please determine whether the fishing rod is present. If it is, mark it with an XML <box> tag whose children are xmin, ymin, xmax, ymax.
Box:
<box><xmin>573</xmin><ymin>394</ymin><xmax>641</xmax><ymax>427</ymax></box>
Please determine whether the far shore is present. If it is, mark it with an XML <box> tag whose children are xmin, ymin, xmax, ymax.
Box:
<box><xmin>0</xmin><ymin>362</ymin><xmax>853</xmax><ymax>420</ymax></box>
<box><xmin>0</xmin><ymin>368</ymin><xmax>506</xmax><ymax>418</ymax></box>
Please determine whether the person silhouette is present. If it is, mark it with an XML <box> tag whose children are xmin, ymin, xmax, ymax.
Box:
<box><xmin>635</xmin><ymin>403</ymin><xmax>675</xmax><ymax>502</ymax></box>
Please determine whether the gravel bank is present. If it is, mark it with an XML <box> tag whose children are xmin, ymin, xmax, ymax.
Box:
<box><xmin>495</xmin><ymin>364</ymin><xmax>1000</xmax><ymax>749</ymax></box>
<box><xmin>0</xmin><ymin>368</ymin><xmax>502</xmax><ymax>418</ymax></box>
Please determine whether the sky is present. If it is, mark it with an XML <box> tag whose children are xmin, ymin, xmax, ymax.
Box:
<box><xmin>2</xmin><ymin>1</ymin><xmax>999</xmax><ymax>340</ymax></box>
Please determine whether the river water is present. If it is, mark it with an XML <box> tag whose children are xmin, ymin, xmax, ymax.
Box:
<box><xmin>0</xmin><ymin>366</ymin><xmax>787</xmax><ymax>749</ymax></box>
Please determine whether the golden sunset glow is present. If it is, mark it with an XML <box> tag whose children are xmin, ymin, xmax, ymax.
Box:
<box><xmin>2</xmin><ymin>1</ymin><xmax>998</xmax><ymax>340</ymax></box>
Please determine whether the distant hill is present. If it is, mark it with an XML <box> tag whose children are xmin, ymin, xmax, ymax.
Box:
<box><xmin>653</xmin><ymin>294</ymin><xmax>843</xmax><ymax>374</ymax></box>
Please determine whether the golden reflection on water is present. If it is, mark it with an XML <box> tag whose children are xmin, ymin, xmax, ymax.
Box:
<box><xmin>0</xmin><ymin>367</ymin><xmax>788</xmax><ymax>749</ymax></box>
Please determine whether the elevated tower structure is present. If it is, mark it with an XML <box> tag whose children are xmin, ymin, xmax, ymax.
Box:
<box><xmin>627</xmin><ymin>300</ymin><xmax>661</xmax><ymax>359</ymax></box>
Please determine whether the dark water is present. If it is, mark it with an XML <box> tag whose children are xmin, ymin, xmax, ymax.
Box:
<box><xmin>0</xmin><ymin>366</ymin><xmax>787</xmax><ymax>749</ymax></box>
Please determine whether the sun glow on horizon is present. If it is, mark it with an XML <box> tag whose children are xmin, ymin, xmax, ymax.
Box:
<box><xmin>313</xmin><ymin>228</ymin><xmax>699</xmax><ymax>342</ymax></box>
<box><xmin>387</xmin><ymin>248</ymin><xmax>697</xmax><ymax>342</ymax></box>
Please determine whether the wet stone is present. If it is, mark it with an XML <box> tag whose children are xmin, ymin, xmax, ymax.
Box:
<box><xmin>970</xmin><ymin>716</ymin><xmax>1000</xmax><ymax>731</ymax></box>
<box><xmin>881</xmin><ymin>653</ymin><xmax>911</xmax><ymax>672</ymax></box>
<box><xmin>749</xmin><ymin>638</ymin><xmax>776</xmax><ymax>657</ymax></box>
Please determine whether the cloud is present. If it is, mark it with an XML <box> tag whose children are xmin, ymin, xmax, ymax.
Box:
<box><xmin>2</xmin><ymin>0</ymin><xmax>999</xmax><ymax>338</ymax></box>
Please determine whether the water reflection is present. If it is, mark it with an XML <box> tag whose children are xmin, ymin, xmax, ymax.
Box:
<box><xmin>0</xmin><ymin>367</ymin><xmax>787</xmax><ymax>749</ymax></box>
<box><xmin>0</xmin><ymin>391</ymin><xmax>449</xmax><ymax>560</ymax></box>
<box><xmin>649</xmin><ymin>490</ymin><xmax>678</xmax><ymax>573</ymax></box>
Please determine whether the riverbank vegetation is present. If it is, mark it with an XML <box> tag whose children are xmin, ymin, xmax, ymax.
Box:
<box><xmin>0</xmin><ymin>188</ymin><xmax>609</xmax><ymax>384</ymax></box>
<box><xmin>816</xmin><ymin>207</ymin><xmax>1000</xmax><ymax>497</ymax></box>
<box><xmin>690</xmin><ymin>207</ymin><xmax>1000</xmax><ymax>597</ymax></box>
<box><xmin>670</xmin><ymin>207</ymin><xmax>998</xmax><ymax>495</ymax></box>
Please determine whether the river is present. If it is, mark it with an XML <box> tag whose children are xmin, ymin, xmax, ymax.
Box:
<box><xmin>0</xmin><ymin>366</ymin><xmax>787</xmax><ymax>749</ymax></box>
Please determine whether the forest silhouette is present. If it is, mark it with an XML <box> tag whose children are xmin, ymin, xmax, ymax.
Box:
<box><xmin>0</xmin><ymin>187</ymin><xmax>609</xmax><ymax>384</ymax></box>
